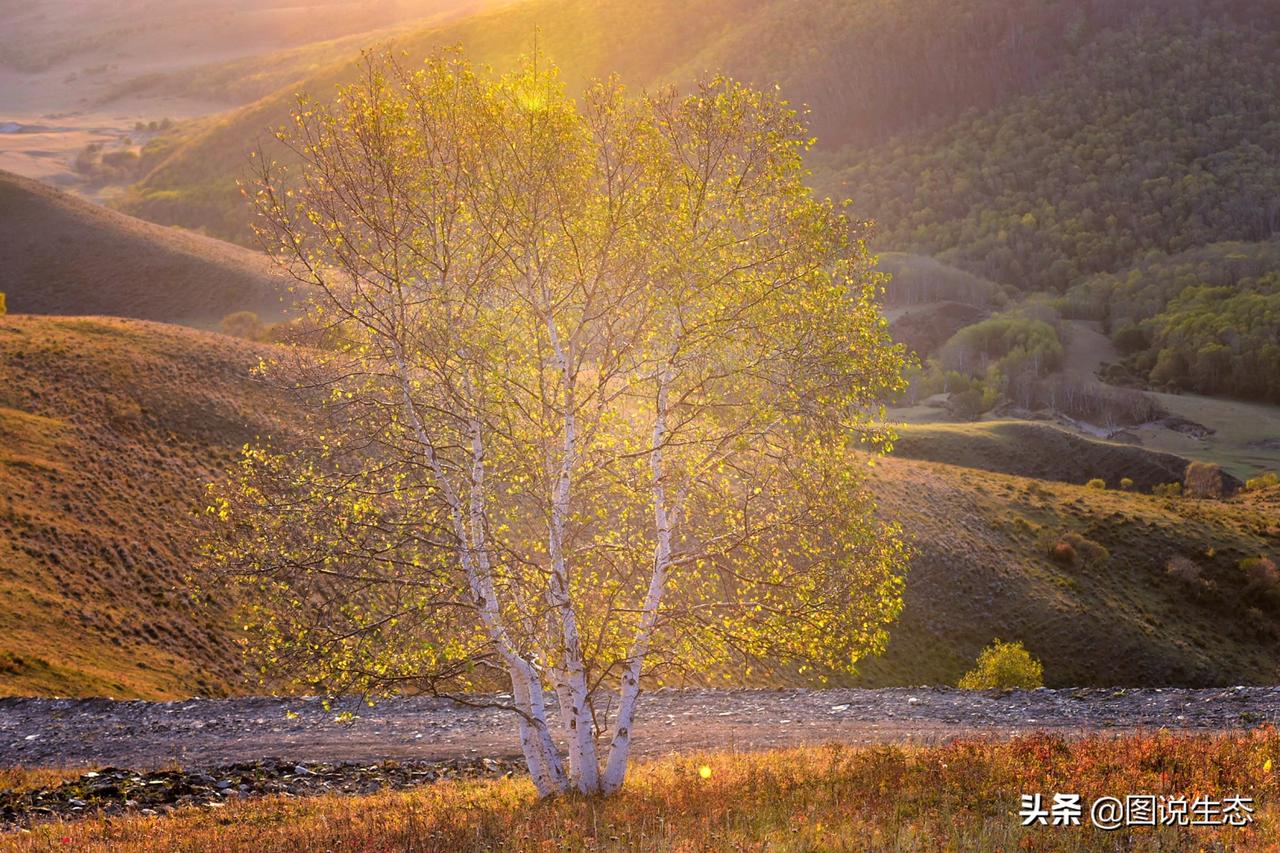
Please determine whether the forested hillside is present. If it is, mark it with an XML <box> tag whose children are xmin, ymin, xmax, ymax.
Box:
<box><xmin>118</xmin><ymin>0</ymin><xmax>1274</xmax><ymax>246</ymax></box>
<box><xmin>832</xmin><ymin>4</ymin><xmax>1280</xmax><ymax>291</ymax></box>
<box><xmin>1066</xmin><ymin>242</ymin><xmax>1280</xmax><ymax>402</ymax></box>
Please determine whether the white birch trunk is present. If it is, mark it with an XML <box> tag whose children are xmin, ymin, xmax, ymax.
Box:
<box><xmin>394</xmin><ymin>357</ymin><xmax>569</xmax><ymax>794</ymax></box>
<box><xmin>601</xmin><ymin>367</ymin><xmax>674</xmax><ymax>793</ymax></box>
<box><xmin>543</xmin><ymin>323</ymin><xmax>602</xmax><ymax>794</ymax></box>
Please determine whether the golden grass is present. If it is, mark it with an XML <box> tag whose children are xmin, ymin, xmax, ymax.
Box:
<box><xmin>0</xmin><ymin>768</ymin><xmax>94</xmax><ymax>795</ymax></box>
<box><xmin>4</xmin><ymin>731</ymin><xmax>1278</xmax><ymax>851</ymax></box>
<box><xmin>0</xmin><ymin>315</ymin><xmax>299</xmax><ymax>697</ymax></box>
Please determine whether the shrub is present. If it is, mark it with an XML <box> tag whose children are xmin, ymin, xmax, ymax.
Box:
<box><xmin>1119</xmin><ymin>477</ymin><xmax>1135</xmax><ymax>491</ymax></box>
<box><xmin>220</xmin><ymin>310</ymin><xmax>263</xmax><ymax>341</ymax></box>
<box><xmin>1153</xmin><ymin>482</ymin><xmax>1183</xmax><ymax>498</ymax></box>
<box><xmin>0</xmin><ymin>291</ymin><xmax>5</xmax><ymax>316</ymax></box>
<box><xmin>1185</xmin><ymin>461</ymin><xmax>1226</xmax><ymax>499</ymax></box>
<box><xmin>1246</xmin><ymin>472</ymin><xmax>1279</xmax><ymax>491</ymax></box>
<box><xmin>949</xmin><ymin>388</ymin><xmax>985</xmax><ymax>420</ymax></box>
<box><xmin>958</xmin><ymin>640</ymin><xmax>1044</xmax><ymax>690</ymax></box>
<box><xmin>1060</xmin><ymin>531</ymin><xmax>1110</xmax><ymax>566</ymax></box>
<box><xmin>1166</xmin><ymin>555</ymin><xmax>1202</xmax><ymax>585</ymax></box>
<box><xmin>1240</xmin><ymin>557</ymin><xmax>1280</xmax><ymax>596</ymax></box>
<box><xmin>1042</xmin><ymin>530</ymin><xmax>1110</xmax><ymax>568</ymax></box>
<box><xmin>1112</xmin><ymin>324</ymin><xmax>1150</xmax><ymax>355</ymax></box>
<box><xmin>1085</xmin><ymin>478</ymin><xmax>1106</xmax><ymax>489</ymax></box>
<box><xmin>1050</xmin><ymin>541</ymin><xmax>1077</xmax><ymax>565</ymax></box>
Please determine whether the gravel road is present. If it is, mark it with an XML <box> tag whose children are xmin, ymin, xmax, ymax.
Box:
<box><xmin>3</xmin><ymin>687</ymin><xmax>1278</xmax><ymax>770</ymax></box>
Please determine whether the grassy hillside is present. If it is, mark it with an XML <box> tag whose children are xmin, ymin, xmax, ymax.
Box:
<box><xmin>0</xmin><ymin>315</ymin><xmax>298</xmax><ymax>697</ymax></box>
<box><xmin>866</xmin><ymin>454</ymin><xmax>1280</xmax><ymax>687</ymax></box>
<box><xmin>118</xmin><ymin>0</ymin><xmax>1224</xmax><ymax>245</ymax></box>
<box><xmin>1</xmin><ymin>316</ymin><xmax>1275</xmax><ymax>696</ymax></box>
<box><xmin>0</xmin><ymin>170</ymin><xmax>283</xmax><ymax>326</ymax></box>
<box><xmin>891</xmin><ymin>421</ymin><xmax>1191</xmax><ymax>490</ymax></box>
<box><xmin>1131</xmin><ymin>392</ymin><xmax>1280</xmax><ymax>481</ymax></box>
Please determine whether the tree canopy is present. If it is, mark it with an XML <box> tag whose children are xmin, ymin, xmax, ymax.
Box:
<box><xmin>207</xmin><ymin>50</ymin><xmax>907</xmax><ymax>796</ymax></box>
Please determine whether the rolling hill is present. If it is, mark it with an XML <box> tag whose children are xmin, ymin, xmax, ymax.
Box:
<box><xmin>115</xmin><ymin>0</ymin><xmax>1280</xmax><ymax>272</ymax></box>
<box><xmin>865</xmin><ymin>453</ymin><xmax>1280</xmax><ymax>687</ymax></box>
<box><xmin>0</xmin><ymin>170</ymin><xmax>283</xmax><ymax>326</ymax></box>
<box><xmin>1</xmin><ymin>315</ymin><xmax>1275</xmax><ymax>696</ymax></box>
<box><xmin>0</xmin><ymin>315</ymin><xmax>301</xmax><ymax>697</ymax></box>
<box><xmin>118</xmin><ymin>0</ymin><xmax>1251</xmax><ymax>246</ymax></box>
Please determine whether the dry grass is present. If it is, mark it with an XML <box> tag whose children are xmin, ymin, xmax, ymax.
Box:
<box><xmin>891</xmin><ymin>420</ymin><xmax>1190</xmax><ymax>490</ymax></box>
<box><xmin>4</xmin><ymin>732</ymin><xmax>1279</xmax><ymax>851</ymax></box>
<box><xmin>864</xmin><ymin>452</ymin><xmax>1280</xmax><ymax>687</ymax></box>
<box><xmin>2</xmin><ymin>314</ymin><xmax>1277</xmax><ymax>696</ymax></box>
<box><xmin>0</xmin><ymin>315</ymin><xmax>302</xmax><ymax>697</ymax></box>
<box><xmin>0</xmin><ymin>768</ymin><xmax>94</xmax><ymax>795</ymax></box>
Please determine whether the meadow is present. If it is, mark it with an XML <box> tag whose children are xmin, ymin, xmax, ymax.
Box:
<box><xmin>4</xmin><ymin>730</ymin><xmax>1278</xmax><ymax>851</ymax></box>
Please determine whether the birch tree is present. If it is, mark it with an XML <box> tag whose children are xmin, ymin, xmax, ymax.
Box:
<box><xmin>207</xmin><ymin>49</ymin><xmax>908</xmax><ymax>796</ymax></box>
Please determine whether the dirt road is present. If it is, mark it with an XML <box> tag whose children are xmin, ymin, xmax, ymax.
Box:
<box><xmin>4</xmin><ymin>687</ymin><xmax>1277</xmax><ymax>770</ymax></box>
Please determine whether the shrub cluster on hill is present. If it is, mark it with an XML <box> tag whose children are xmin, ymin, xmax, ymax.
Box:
<box><xmin>958</xmin><ymin>639</ymin><xmax>1044</xmax><ymax>690</ymax></box>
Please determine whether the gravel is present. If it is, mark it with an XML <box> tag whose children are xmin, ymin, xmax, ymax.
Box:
<box><xmin>4</xmin><ymin>687</ymin><xmax>1278</xmax><ymax>769</ymax></box>
<box><xmin>2</xmin><ymin>687</ymin><xmax>1278</xmax><ymax>826</ymax></box>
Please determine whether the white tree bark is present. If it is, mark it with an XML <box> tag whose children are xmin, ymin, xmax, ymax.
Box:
<box><xmin>394</xmin><ymin>356</ymin><xmax>570</xmax><ymax>794</ymax></box>
<box><xmin>601</xmin><ymin>366</ymin><xmax>674</xmax><ymax>793</ymax></box>
<box><xmin>543</xmin><ymin>313</ymin><xmax>602</xmax><ymax>794</ymax></box>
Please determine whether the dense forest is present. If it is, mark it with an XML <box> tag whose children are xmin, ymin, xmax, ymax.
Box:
<box><xmin>119</xmin><ymin>0</ymin><xmax>1276</xmax><ymax>246</ymax></box>
<box><xmin>1065</xmin><ymin>242</ymin><xmax>1280</xmax><ymax>401</ymax></box>
<box><xmin>833</xmin><ymin>14</ymin><xmax>1280</xmax><ymax>293</ymax></box>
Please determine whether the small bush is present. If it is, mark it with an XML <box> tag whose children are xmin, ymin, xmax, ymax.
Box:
<box><xmin>1050</xmin><ymin>541</ymin><xmax>1077</xmax><ymax>566</ymax></box>
<box><xmin>1153</xmin><ymin>482</ymin><xmax>1183</xmax><ymax>498</ymax></box>
<box><xmin>1119</xmin><ymin>477</ymin><xmax>1134</xmax><ymax>491</ymax></box>
<box><xmin>1246</xmin><ymin>472</ymin><xmax>1279</xmax><ymax>491</ymax></box>
<box><xmin>959</xmin><ymin>639</ymin><xmax>1044</xmax><ymax>690</ymax></box>
<box><xmin>1066</xmin><ymin>532</ymin><xmax>1109</xmax><ymax>566</ymax></box>
<box><xmin>1043</xmin><ymin>531</ymin><xmax>1109</xmax><ymax>568</ymax></box>
<box><xmin>949</xmin><ymin>388</ymin><xmax>986</xmax><ymax>420</ymax></box>
<box><xmin>1240</xmin><ymin>557</ymin><xmax>1280</xmax><ymax>596</ymax></box>
<box><xmin>221</xmin><ymin>310</ymin><xmax>263</xmax><ymax>341</ymax></box>
<box><xmin>1112</xmin><ymin>324</ymin><xmax>1150</xmax><ymax>355</ymax></box>
<box><xmin>1185</xmin><ymin>461</ymin><xmax>1226</xmax><ymax>499</ymax></box>
<box><xmin>1086</xmin><ymin>478</ymin><xmax>1106</xmax><ymax>490</ymax></box>
<box><xmin>0</xmin><ymin>291</ymin><xmax>6</xmax><ymax>315</ymax></box>
<box><xmin>1166</xmin><ymin>555</ymin><xmax>1202</xmax><ymax>585</ymax></box>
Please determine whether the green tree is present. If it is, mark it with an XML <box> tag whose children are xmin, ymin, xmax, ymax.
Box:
<box><xmin>958</xmin><ymin>639</ymin><xmax>1044</xmax><ymax>690</ymax></box>
<box><xmin>208</xmin><ymin>50</ymin><xmax>908</xmax><ymax>797</ymax></box>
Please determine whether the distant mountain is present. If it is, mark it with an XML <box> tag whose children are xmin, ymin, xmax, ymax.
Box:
<box><xmin>117</xmin><ymin>0</ymin><xmax>1280</xmax><ymax>285</ymax></box>
<box><xmin>0</xmin><ymin>170</ymin><xmax>283</xmax><ymax>326</ymax></box>
<box><xmin>833</xmin><ymin>1</ymin><xmax>1280</xmax><ymax>292</ymax></box>
<box><xmin>115</xmin><ymin>0</ymin><xmax>1204</xmax><ymax>243</ymax></box>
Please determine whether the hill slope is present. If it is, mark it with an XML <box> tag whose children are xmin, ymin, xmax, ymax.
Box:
<box><xmin>119</xmin><ymin>0</ymin><xmax>1231</xmax><ymax>245</ymax></box>
<box><xmin>831</xmin><ymin>2</ymin><xmax>1280</xmax><ymax>291</ymax></box>
<box><xmin>1</xmin><ymin>317</ymin><xmax>1276</xmax><ymax>696</ymax></box>
<box><xmin>0</xmin><ymin>170</ymin><xmax>283</xmax><ymax>326</ymax></box>
<box><xmin>866</xmin><ymin>455</ymin><xmax>1280</xmax><ymax>687</ymax></box>
<box><xmin>0</xmin><ymin>315</ymin><xmax>299</xmax><ymax>697</ymax></box>
<box><xmin>892</xmin><ymin>421</ymin><xmax>1193</xmax><ymax>490</ymax></box>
